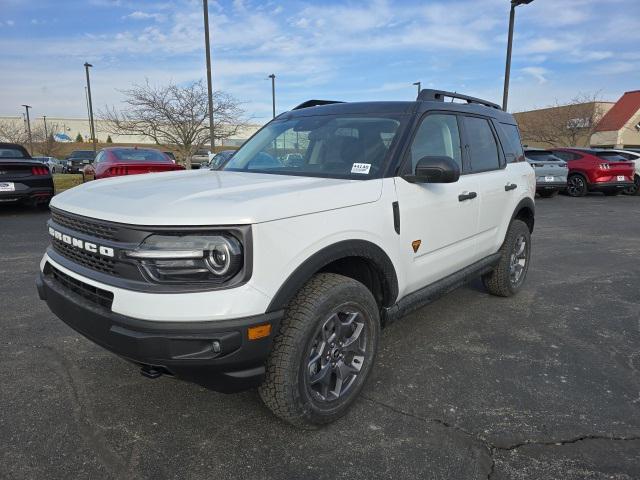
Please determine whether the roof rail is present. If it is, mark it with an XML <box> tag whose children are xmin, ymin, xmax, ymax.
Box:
<box><xmin>417</xmin><ymin>89</ymin><xmax>502</xmax><ymax>110</ymax></box>
<box><xmin>292</xmin><ymin>100</ymin><xmax>345</xmax><ymax>110</ymax></box>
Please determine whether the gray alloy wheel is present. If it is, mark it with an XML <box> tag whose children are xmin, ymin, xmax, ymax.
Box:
<box><xmin>509</xmin><ymin>234</ymin><xmax>528</xmax><ymax>288</ymax></box>
<box><xmin>305</xmin><ymin>309</ymin><xmax>368</xmax><ymax>403</ymax></box>
<box><xmin>567</xmin><ymin>174</ymin><xmax>587</xmax><ymax>197</ymax></box>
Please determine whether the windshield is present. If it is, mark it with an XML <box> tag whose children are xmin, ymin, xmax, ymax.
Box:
<box><xmin>222</xmin><ymin>115</ymin><xmax>403</xmax><ymax>179</ymax></box>
<box><xmin>111</xmin><ymin>149</ymin><xmax>168</xmax><ymax>162</ymax></box>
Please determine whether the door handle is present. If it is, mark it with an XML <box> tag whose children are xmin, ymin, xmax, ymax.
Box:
<box><xmin>505</xmin><ymin>183</ymin><xmax>518</xmax><ymax>191</ymax></box>
<box><xmin>458</xmin><ymin>191</ymin><xmax>477</xmax><ymax>202</ymax></box>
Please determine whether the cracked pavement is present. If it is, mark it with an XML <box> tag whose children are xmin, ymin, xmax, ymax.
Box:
<box><xmin>1</xmin><ymin>194</ymin><xmax>639</xmax><ymax>479</ymax></box>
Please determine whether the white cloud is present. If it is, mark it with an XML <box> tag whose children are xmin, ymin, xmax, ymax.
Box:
<box><xmin>521</xmin><ymin>66</ymin><xmax>549</xmax><ymax>84</ymax></box>
<box><xmin>123</xmin><ymin>11</ymin><xmax>166</xmax><ymax>22</ymax></box>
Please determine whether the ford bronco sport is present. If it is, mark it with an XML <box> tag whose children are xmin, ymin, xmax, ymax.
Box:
<box><xmin>37</xmin><ymin>90</ymin><xmax>535</xmax><ymax>427</ymax></box>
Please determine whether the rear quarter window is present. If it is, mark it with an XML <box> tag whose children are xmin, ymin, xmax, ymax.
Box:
<box><xmin>498</xmin><ymin>123</ymin><xmax>524</xmax><ymax>163</ymax></box>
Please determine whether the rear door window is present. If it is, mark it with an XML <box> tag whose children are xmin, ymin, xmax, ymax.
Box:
<box><xmin>463</xmin><ymin>116</ymin><xmax>501</xmax><ymax>172</ymax></box>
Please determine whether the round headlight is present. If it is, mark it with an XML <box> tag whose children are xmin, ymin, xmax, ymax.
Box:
<box><xmin>206</xmin><ymin>243</ymin><xmax>231</xmax><ymax>275</ymax></box>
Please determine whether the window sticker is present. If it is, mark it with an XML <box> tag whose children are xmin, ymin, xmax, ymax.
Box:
<box><xmin>351</xmin><ymin>163</ymin><xmax>371</xmax><ymax>174</ymax></box>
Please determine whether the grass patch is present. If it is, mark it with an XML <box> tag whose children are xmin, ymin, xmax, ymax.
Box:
<box><xmin>54</xmin><ymin>174</ymin><xmax>83</xmax><ymax>193</ymax></box>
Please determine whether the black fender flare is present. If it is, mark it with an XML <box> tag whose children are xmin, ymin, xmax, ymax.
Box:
<box><xmin>511</xmin><ymin>197</ymin><xmax>535</xmax><ymax>232</ymax></box>
<box><xmin>266</xmin><ymin>239</ymin><xmax>399</xmax><ymax>313</ymax></box>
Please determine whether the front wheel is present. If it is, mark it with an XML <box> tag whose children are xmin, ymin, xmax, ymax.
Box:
<box><xmin>566</xmin><ymin>174</ymin><xmax>588</xmax><ymax>197</ymax></box>
<box><xmin>482</xmin><ymin>219</ymin><xmax>531</xmax><ymax>297</ymax></box>
<box><xmin>259</xmin><ymin>273</ymin><xmax>380</xmax><ymax>428</ymax></box>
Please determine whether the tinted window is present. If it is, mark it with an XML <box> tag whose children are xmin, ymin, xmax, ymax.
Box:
<box><xmin>409</xmin><ymin>114</ymin><xmax>462</xmax><ymax>171</ymax></box>
<box><xmin>111</xmin><ymin>149</ymin><xmax>168</xmax><ymax>162</ymax></box>
<box><xmin>464</xmin><ymin>116</ymin><xmax>500</xmax><ymax>171</ymax></box>
<box><xmin>94</xmin><ymin>152</ymin><xmax>105</xmax><ymax>163</ymax></box>
<box><xmin>0</xmin><ymin>148</ymin><xmax>27</xmax><ymax>158</ymax></box>
<box><xmin>499</xmin><ymin>123</ymin><xmax>524</xmax><ymax>163</ymax></box>
<box><xmin>525</xmin><ymin>150</ymin><xmax>563</xmax><ymax>162</ymax></box>
<box><xmin>552</xmin><ymin>150</ymin><xmax>579</xmax><ymax>161</ymax></box>
<box><xmin>595</xmin><ymin>151</ymin><xmax>629</xmax><ymax>162</ymax></box>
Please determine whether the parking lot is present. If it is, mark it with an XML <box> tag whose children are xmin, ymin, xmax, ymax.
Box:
<box><xmin>1</xmin><ymin>194</ymin><xmax>639</xmax><ymax>480</ymax></box>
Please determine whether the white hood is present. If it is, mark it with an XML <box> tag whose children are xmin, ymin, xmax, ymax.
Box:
<box><xmin>51</xmin><ymin>169</ymin><xmax>383</xmax><ymax>225</ymax></box>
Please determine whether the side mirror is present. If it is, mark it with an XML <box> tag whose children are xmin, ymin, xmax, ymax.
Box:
<box><xmin>404</xmin><ymin>156</ymin><xmax>460</xmax><ymax>183</ymax></box>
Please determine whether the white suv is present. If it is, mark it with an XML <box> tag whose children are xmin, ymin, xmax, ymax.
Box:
<box><xmin>37</xmin><ymin>90</ymin><xmax>535</xmax><ymax>427</ymax></box>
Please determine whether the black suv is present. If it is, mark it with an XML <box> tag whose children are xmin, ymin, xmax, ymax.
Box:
<box><xmin>65</xmin><ymin>150</ymin><xmax>95</xmax><ymax>173</ymax></box>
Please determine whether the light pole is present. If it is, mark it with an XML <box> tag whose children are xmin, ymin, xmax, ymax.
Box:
<box><xmin>413</xmin><ymin>81</ymin><xmax>421</xmax><ymax>97</ymax></box>
<box><xmin>22</xmin><ymin>104</ymin><xmax>32</xmax><ymax>154</ymax></box>
<box><xmin>43</xmin><ymin>115</ymin><xmax>48</xmax><ymax>139</ymax></box>
<box><xmin>84</xmin><ymin>62</ymin><xmax>97</xmax><ymax>153</ymax></box>
<box><xmin>202</xmin><ymin>0</ymin><xmax>215</xmax><ymax>151</ymax></box>
<box><xmin>502</xmin><ymin>0</ymin><xmax>533</xmax><ymax>111</ymax></box>
<box><xmin>268</xmin><ymin>74</ymin><xmax>276</xmax><ymax>118</ymax></box>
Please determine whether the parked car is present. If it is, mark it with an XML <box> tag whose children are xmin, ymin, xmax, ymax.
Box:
<box><xmin>524</xmin><ymin>149</ymin><xmax>568</xmax><ymax>197</ymax></box>
<box><xmin>65</xmin><ymin>150</ymin><xmax>95</xmax><ymax>173</ymax></box>
<box><xmin>82</xmin><ymin>147</ymin><xmax>185</xmax><ymax>180</ymax></box>
<box><xmin>38</xmin><ymin>90</ymin><xmax>535</xmax><ymax>427</ymax></box>
<box><xmin>598</xmin><ymin>149</ymin><xmax>640</xmax><ymax>196</ymax></box>
<box><xmin>0</xmin><ymin>143</ymin><xmax>53</xmax><ymax>207</ymax></box>
<box><xmin>163</xmin><ymin>151</ymin><xmax>177</xmax><ymax>163</ymax></box>
<box><xmin>208</xmin><ymin>150</ymin><xmax>236</xmax><ymax>170</ymax></box>
<box><xmin>33</xmin><ymin>156</ymin><xmax>65</xmax><ymax>174</ymax></box>
<box><xmin>190</xmin><ymin>148</ymin><xmax>210</xmax><ymax>169</ymax></box>
<box><xmin>550</xmin><ymin>148</ymin><xmax>634</xmax><ymax>197</ymax></box>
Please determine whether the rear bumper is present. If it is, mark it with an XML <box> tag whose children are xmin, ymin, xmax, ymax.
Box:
<box><xmin>36</xmin><ymin>266</ymin><xmax>283</xmax><ymax>393</ymax></box>
<box><xmin>536</xmin><ymin>182</ymin><xmax>566</xmax><ymax>190</ymax></box>
<box><xmin>589</xmin><ymin>181</ymin><xmax>634</xmax><ymax>192</ymax></box>
<box><xmin>0</xmin><ymin>182</ymin><xmax>53</xmax><ymax>203</ymax></box>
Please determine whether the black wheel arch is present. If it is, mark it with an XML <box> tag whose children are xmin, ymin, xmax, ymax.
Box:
<box><xmin>511</xmin><ymin>197</ymin><xmax>535</xmax><ymax>233</ymax></box>
<box><xmin>266</xmin><ymin>240</ymin><xmax>399</xmax><ymax>314</ymax></box>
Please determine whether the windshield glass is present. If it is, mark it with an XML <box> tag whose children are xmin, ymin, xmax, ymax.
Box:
<box><xmin>111</xmin><ymin>149</ymin><xmax>168</xmax><ymax>162</ymax></box>
<box><xmin>222</xmin><ymin>115</ymin><xmax>403</xmax><ymax>179</ymax></box>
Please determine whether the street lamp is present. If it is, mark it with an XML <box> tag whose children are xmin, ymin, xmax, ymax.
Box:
<box><xmin>413</xmin><ymin>81</ymin><xmax>421</xmax><ymax>97</ymax></box>
<box><xmin>84</xmin><ymin>62</ymin><xmax>97</xmax><ymax>153</ymax></box>
<box><xmin>268</xmin><ymin>74</ymin><xmax>276</xmax><ymax>118</ymax></box>
<box><xmin>202</xmin><ymin>0</ymin><xmax>215</xmax><ymax>151</ymax></box>
<box><xmin>22</xmin><ymin>104</ymin><xmax>32</xmax><ymax>154</ymax></box>
<box><xmin>502</xmin><ymin>0</ymin><xmax>534</xmax><ymax>111</ymax></box>
<box><xmin>43</xmin><ymin>115</ymin><xmax>48</xmax><ymax>139</ymax></box>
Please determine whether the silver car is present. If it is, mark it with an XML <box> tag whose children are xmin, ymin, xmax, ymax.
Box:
<box><xmin>525</xmin><ymin>149</ymin><xmax>569</xmax><ymax>198</ymax></box>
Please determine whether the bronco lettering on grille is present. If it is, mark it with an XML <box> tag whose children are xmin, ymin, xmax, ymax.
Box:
<box><xmin>49</xmin><ymin>226</ymin><xmax>115</xmax><ymax>258</ymax></box>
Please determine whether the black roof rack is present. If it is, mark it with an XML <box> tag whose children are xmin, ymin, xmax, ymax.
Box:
<box><xmin>417</xmin><ymin>89</ymin><xmax>502</xmax><ymax>110</ymax></box>
<box><xmin>292</xmin><ymin>100</ymin><xmax>345</xmax><ymax>110</ymax></box>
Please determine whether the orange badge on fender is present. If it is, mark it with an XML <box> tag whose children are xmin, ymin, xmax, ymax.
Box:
<box><xmin>411</xmin><ymin>240</ymin><xmax>421</xmax><ymax>253</ymax></box>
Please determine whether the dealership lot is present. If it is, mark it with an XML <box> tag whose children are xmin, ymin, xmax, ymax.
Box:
<box><xmin>1</xmin><ymin>195</ymin><xmax>639</xmax><ymax>480</ymax></box>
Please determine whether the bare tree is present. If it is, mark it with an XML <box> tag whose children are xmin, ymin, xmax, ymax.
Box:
<box><xmin>100</xmin><ymin>80</ymin><xmax>245</xmax><ymax>168</ymax></box>
<box><xmin>516</xmin><ymin>92</ymin><xmax>607</xmax><ymax>147</ymax></box>
<box><xmin>32</xmin><ymin>126</ymin><xmax>64</xmax><ymax>157</ymax></box>
<box><xmin>0</xmin><ymin>119</ymin><xmax>29</xmax><ymax>144</ymax></box>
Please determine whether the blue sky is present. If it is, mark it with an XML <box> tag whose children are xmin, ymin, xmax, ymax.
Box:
<box><xmin>1</xmin><ymin>0</ymin><xmax>639</xmax><ymax>123</ymax></box>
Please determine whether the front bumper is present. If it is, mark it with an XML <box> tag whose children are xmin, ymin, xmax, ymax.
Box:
<box><xmin>37</xmin><ymin>266</ymin><xmax>283</xmax><ymax>393</ymax></box>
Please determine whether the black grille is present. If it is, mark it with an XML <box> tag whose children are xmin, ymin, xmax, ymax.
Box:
<box><xmin>52</xmin><ymin>238</ymin><xmax>117</xmax><ymax>276</ymax></box>
<box><xmin>47</xmin><ymin>264</ymin><xmax>114</xmax><ymax>309</ymax></box>
<box><xmin>51</xmin><ymin>210</ymin><xmax>118</xmax><ymax>241</ymax></box>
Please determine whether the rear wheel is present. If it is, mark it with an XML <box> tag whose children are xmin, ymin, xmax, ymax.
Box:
<box><xmin>259</xmin><ymin>273</ymin><xmax>379</xmax><ymax>428</ymax></box>
<box><xmin>566</xmin><ymin>174</ymin><xmax>588</xmax><ymax>197</ymax></box>
<box><xmin>482</xmin><ymin>219</ymin><xmax>531</xmax><ymax>297</ymax></box>
<box><xmin>624</xmin><ymin>175</ymin><xmax>640</xmax><ymax>196</ymax></box>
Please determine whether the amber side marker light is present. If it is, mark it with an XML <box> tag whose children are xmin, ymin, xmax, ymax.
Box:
<box><xmin>248</xmin><ymin>324</ymin><xmax>271</xmax><ymax>340</ymax></box>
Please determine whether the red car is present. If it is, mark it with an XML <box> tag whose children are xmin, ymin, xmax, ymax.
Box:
<box><xmin>550</xmin><ymin>148</ymin><xmax>635</xmax><ymax>197</ymax></box>
<box><xmin>83</xmin><ymin>147</ymin><xmax>184</xmax><ymax>180</ymax></box>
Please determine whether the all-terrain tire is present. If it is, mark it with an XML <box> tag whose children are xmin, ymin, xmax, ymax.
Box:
<box><xmin>259</xmin><ymin>273</ymin><xmax>380</xmax><ymax>428</ymax></box>
<box><xmin>482</xmin><ymin>219</ymin><xmax>531</xmax><ymax>297</ymax></box>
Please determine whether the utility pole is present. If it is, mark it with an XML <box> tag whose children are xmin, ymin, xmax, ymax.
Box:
<box><xmin>413</xmin><ymin>81</ymin><xmax>421</xmax><ymax>97</ymax></box>
<box><xmin>502</xmin><ymin>0</ymin><xmax>534</xmax><ymax>111</ymax></box>
<box><xmin>22</xmin><ymin>105</ymin><xmax>33</xmax><ymax>154</ymax></box>
<box><xmin>268</xmin><ymin>74</ymin><xmax>276</xmax><ymax>118</ymax></box>
<box><xmin>84</xmin><ymin>62</ymin><xmax>97</xmax><ymax>153</ymax></box>
<box><xmin>43</xmin><ymin>115</ymin><xmax>48</xmax><ymax>139</ymax></box>
<box><xmin>203</xmin><ymin>0</ymin><xmax>215</xmax><ymax>151</ymax></box>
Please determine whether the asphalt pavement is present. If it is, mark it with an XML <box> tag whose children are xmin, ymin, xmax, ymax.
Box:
<box><xmin>1</xmin><ymin>194</ymin><xmax>639</xmax><ymax>480</ymax></box>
